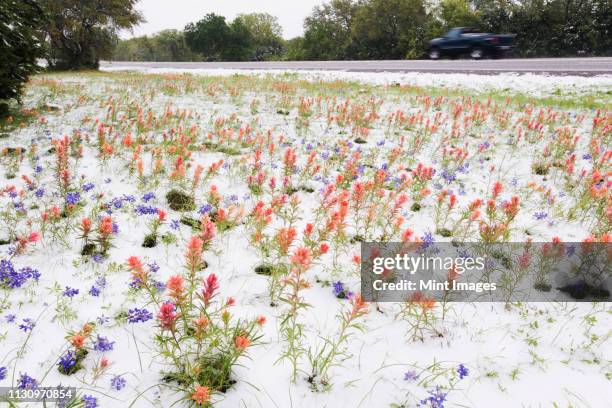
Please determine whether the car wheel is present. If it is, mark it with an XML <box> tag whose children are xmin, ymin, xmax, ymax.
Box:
<box><xmin>470</xmin><ymin>47</ymin><xmax>484</xmax><ymax>60</ymax></box>
<box><xmin>428</xmin><ymin>48</ymin><xmax>441</xmax><ymax>60</ymax></box>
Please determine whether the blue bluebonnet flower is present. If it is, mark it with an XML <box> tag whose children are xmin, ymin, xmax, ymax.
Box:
<box><xmin>95</xmin><ymin>276</ymin><xmax>107</xmax><ymax>288</ymax></box>
<box><xmin>58</xmin><ymin>351</ymin><xmax>78</xmax><ymax>372</ymax></box>
<box><xmin>110</xmin><ymin>375</ymin><xmax>126</xmax><ymax>391</ymax></box>
<box><xmin>533</xmin><ymin>211</ymin><xmax>548</xmax><ymax>220</ymax></box>
<box><xmin>96</xmin><ymin>315</ymin><xmax>110</xmax><ymax>325</ymax></box>
<box><xmin>92</xmin><ymin>254</ymin><xmax>104</xmax><ymax>264</ymax></box>
<box><xmin>333</xmin><ymin>281</ymin><xmax>347</xmax><ymax>298</ymax></box>
<box><xmin>148</xmin><ymin>262</ymin><xmax>160</xmax><ymax>273</ymax></box>
<box><xmin>83</xmin><ymin>182</ymin><xmax>95</xmax><ymax>192</ymax></box>
<box><xmin>418</xmin><ymin>386</ymin><xmax>447</xmax><ymax>408</ymax></box>
<box><xmin>65</xmin><ymin>192</ymin><xmax>81</xmax><ymax>205</ymax></box>
<box><xmin>35</xmin><ymin>188</ymin><xmax>45</xmax><ymax>198</ymax></box>
<box><xmin>104</xmin><ymin>178</ymin><xmax>112</xmax><ymax>183</ymax></box>
<box><xmin>141</xmin><ymin>192</ymin><xmax>155</xmax><ymax>202</ymax></box>
<box><xmin>19</xmin><ymin>318</ymin><xmax>35</xmax><ymax>332</ymax></box>
<box><xmin>34</xmin><ymin>165</ymin><xmax>43</xmax><ymax>174</ymax></box>
<box><xmin>457</xmin><ymin>364</ymin><xmax>469</xmax><ymax>379</ymax></box>
<box><xmin>441</xmin><ymin>169</ymin><xmax>456</xmax><ymax>183</ymax></box>
<box><xmin>421</xmin><ymin>232</ymin><xmax>435</xmax><ymax>249</ymax></box>
<box><xmin>0</xmin><ymin>260</ymin><xmax>40</xmax><ymax>288</ymax></box>
<box><xmin>199</xmin><ymin>204</ymin><xmax>213</xmax><ymax>215</ymax></box>
<box><xmin>582</xmin><ymin>153</ymin><xmax>592</xmax><ymax>160</ymax></box>
<box><xmin>5</xmin><ymin>314</ymin><xmax>16</xmax><ymax>323</ymax></box>
<box><xmin>153</xmin><ymin>280</ymin><xmax>166</xmax><ymax>293</ymax></box>
<box><xmin>112</xmin><ymin>222</ymin><xmax>119</xmax><ymax>234</ymax></box>
<box><xmin>0</xmin><ymin>366</ymin><xmax>7</xmax><ymax>380</ymax></box>
<box><xmin>126</xmin><ymin>308</ymin><xmax>153</xmax><ymax>323</ymax></box>
<box><xmin>63</xmin><ymin>287</ymin><xmax>79</xmax><ymax>298</ymax></box>
<box><xmin>82</xmin><ymin>395</ymin><xmax>98</xmax><ymax>408</ymax></box>
<box><xmin>170</xmin><ymin>220</ymin><xmax>180</xmax><ymax>230</ymax></box>
<box><xmin>17</xmin><ymin>373</ymin><xmax>38</xmax><ymax>389</ymax></box>
<box><xmin>93</xmin><ymin>335</ymin><xmax>114</xmax><ymax>352</ymax></box>
<box><xmin>89</xmin><ymin>286</ymin><xmax>100</xmax><ymax>297</ymax></box>
<box><xmin>403</xmin><ymin>370</ymin><xmax>419</xmax><ymax>381</ymax></box>
<box><xmin>135</xmin><ymin>205</ymin><xmax>158</xmax><ymax>215</ymax></box>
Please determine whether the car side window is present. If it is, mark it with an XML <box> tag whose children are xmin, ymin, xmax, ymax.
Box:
<box><xmin>447</xmin><ymin>29</ymin><xmax>461</xmax><ymax>39</ymax></box>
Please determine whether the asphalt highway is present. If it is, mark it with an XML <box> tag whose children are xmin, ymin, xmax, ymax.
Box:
<box><xmin>101</xmin><ymin>58</ymin><xmax>612</xmax><ymax>76</ymax></box>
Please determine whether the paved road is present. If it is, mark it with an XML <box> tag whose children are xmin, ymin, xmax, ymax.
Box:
<box><xmin>101</xmin><ymin>58</ymin><xmax>612</xmax><ymax>76</ymax></box>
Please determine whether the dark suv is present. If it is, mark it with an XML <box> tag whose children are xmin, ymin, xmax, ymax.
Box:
<box><xmin>427</xmin><ymin>27</ymin><xmax>516</xmax><ymax>59</ymax></box>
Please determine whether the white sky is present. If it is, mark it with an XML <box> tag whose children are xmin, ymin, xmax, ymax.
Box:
<box><xmin>120</xmin><ymin>0</ymin><xmax>326</xmax><ymax>40</ymax></box>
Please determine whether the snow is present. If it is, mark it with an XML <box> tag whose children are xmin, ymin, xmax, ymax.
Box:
<box><xmin>0</xmin><ymin>70</ymin><xmax>610</xmax><ymax>408</ymax></box>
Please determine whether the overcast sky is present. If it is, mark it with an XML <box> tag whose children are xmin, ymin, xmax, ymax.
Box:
<box><xmin>121</xmin><ymin>0</ymin><xmax>325</xmax><ymax>40</ymax></box>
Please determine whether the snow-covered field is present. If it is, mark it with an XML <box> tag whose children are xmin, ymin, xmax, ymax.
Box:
<box><xmin>0</xmin><ymin>69</ymin><xmax>610</xmax><ymax>408</ymax></box>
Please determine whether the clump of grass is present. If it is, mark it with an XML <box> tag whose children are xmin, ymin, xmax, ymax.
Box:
<box><xmin>166</xmin><ymin>189</ymin><xmax>195</xmax><ymax>211</ymax></box>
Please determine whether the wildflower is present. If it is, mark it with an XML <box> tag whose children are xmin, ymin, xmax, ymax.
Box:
<box><xmin>19</xmin><ymin>318</ymin><xmax>35</xmax><ymax>332</ymax></box>
<box><xmin>65</xmin><ymin>192</ymin><xmax>81</xmax><ymax>205</ymax></box>
<box><xmin>457</xmin><ymin>363</ymin><xmax>469</xmax><ymax>379</ymax></box>
<box><xmin>291</xmin><ymin>247</ymin><xmax>312</xmax><ymax>268</ymax></box>
<box><xmin>89</xmin><ymin>286</ymin><xmax>101</xmax><ymax>297</ymax></box>
<box><xmin>110</xmin><ymin>375</ymin><xmax>126</xmax><ymax>391</ymax></box>
<box><xmin>157</xmin><ymin>302</ymin><xmax>178</xmax><ymax>331</ymax></box>
<box><xmin>126</xmin><ymin>308</ymin><xmax>153</xmax><ymax>323</ymax></box>
<box><xmin>348</xmin><ymin>293</ymin><xmax>369</xmax><ymax>318</ymax></box>
<box><xmin>58</xmin><ymin>351</ymin><xmax>78</xmax><ymax>372</ymax></box>
<box><xmin>186</xmin><ymin>236</ymin><xmax>203</xmax><ymax>271</ymax></box>
<box><xmin>135</xmin><ymin>205</ymin><xmax>158</xmax><ymax>215</ymax></box>
<box><xmin>234</xmin><ymin>335</ymin><xmax>251</xmax><ymax>350</ymax></box>
<box><xmin>533</xmin><ymin>211</ymin><xmax>547</xmax><ymax>220</ymax></box>
<box><xmin>93</xmin><ymin>335</ymin><xmax>115</xmax><ymax>352</ymax></box>
<box><xmin>63</xmin><ymin>286</ymin><xmax>79</xmax><ymax>297</ymax></box>
<box><xmin>492</xmin><ymin>181</ymin><xmax>503</xmax><ymax>198</ymax></box>
<box><xmin>0</xmin><ymin>260</ymin><xmax>40</xmax><ymax>288</ymax></box>
<box><xmin>5</xmin><ymin>314</ymin><xmax>15</xmax><ymax>323</ymax></box>
<box><xmin>257</xmin><ymin>315</ymin><xmax>266</xmax><ymax>326</ymax></box>
<box><xmin>166</xmin><ymin>275</ymin><xmax>185</xmax><ymax>299</ymax></box>
<box><xmin>71</xmin><ymin>334</ymin><xmax>86</xmax><ymax>348</ymax></box>
<box><xmin>191</xmin><ymin>384</ymin><xmax>211</xmax><ymax>405</ymax></box>
<box><xmin>418</xmin><ymin>386</ymin><xmax>448</xmax><ymax>408</ymax></box>
<box><xmin>83</xmin><ymin>182</ymin><xmax>95</xmax><ymax>192</ymax></box>
<box><xmin>0</xmin><ymin>366</ymin><xmax>6</xmax><ymax>381</ymax></box>
<box><xmin>80</xmin><ymin>217</ymin><xmax>92</xmax><ymax>234</ymax></box>
<box><xmin>333</xmin><ymin>281</ymin><xmax>346</xmax><ymax>298</ymax></box>
<box><xmin>82</xmin><ymin>395</ymin><xmax>98</xmax><ymax>408</ymax></box>
<box><xmin>141</xmin><ymin>192</ymin><xmax>155</xmax><ymax>202</ymax></box>
<box><xmin>202</xmin><ymin>273</ymin><xmax>219</xmax><ymax>305</ymax></box>
<box><xmin>18</xmin><ymin>373</ymin><xmax>38</xmax><ymax>389</ymax></box>
<box><xmin>127</xmin><ymin>256</ymin><xmax>147</xmax><ymax>283</ymax></box>
<box><xmin>404</xmin><ymin>370</ymin><xmax>419</xmax><ymax>381</ymax></box>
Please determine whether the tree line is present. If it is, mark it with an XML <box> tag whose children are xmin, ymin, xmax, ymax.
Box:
<box><xmin>1</xmin><ymin>0</ymin><xmax>610</xmax><ymax>115</ymax></box>
<box><xmin>114</xmin><ymin>0</ymin><xmax>612</xmax><ymax>62</ymax></box>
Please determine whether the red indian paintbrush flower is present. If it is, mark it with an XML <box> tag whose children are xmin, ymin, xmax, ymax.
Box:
<box><xmin>191</xmin><ymin>385</ymin><xmax>211</xmax><ymax>406</ymax></box>
<box><xmin>202</xmin><ymin>273</ymin><xmax>219</xmax><ymax>305</ymax></box>
<box><xmin>157</xmin><ymin>302</ymin><xmax>178</xmax><ymax>331</ymax></box>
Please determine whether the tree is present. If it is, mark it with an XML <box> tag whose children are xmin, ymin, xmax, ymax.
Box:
<box><xmin>302</xmin><ymin>0</ymin><xmax>358</xmax><ymax>60</ymax></box>
<box><xmin>113</xmin><ymin>30</ymin><xmax>196</xmax><ymax>62</ymax></box>
<box><xmin>225</xmin><ymin>18</ymin><xmax>253</xmax><ymax>61</ymax></box>
<box><xmin>437</xmin><ymin>0</ymin><xmax>480</xmax><ymax>30</ymax></box>
<box><xmin>235</xmin><ymin>13</ymin><xmax>284</xmax><ymax>60</ymax></box>
<box><xmin>350</xmin><ymin>0</ymin><xmax>430</xmax><ymax>59</ymax></box>
<box><xmin>0</xmin><ymin>0</ymin><xmax>44</xmax><ymax>116</ymax></box>
<box><xmin>184</xmin><ymin>13</ymin><xmax>231</xmax><ymax>61</ymax></box>
<box><xmin>184</xmin><ymin>14</ymin><xmax>252</xmax><ymax>61</ymax></box>
<box><xmin>41</xmin><ymin>0</ymin><xmax>143</xmax><ymax>70</ymax></box>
